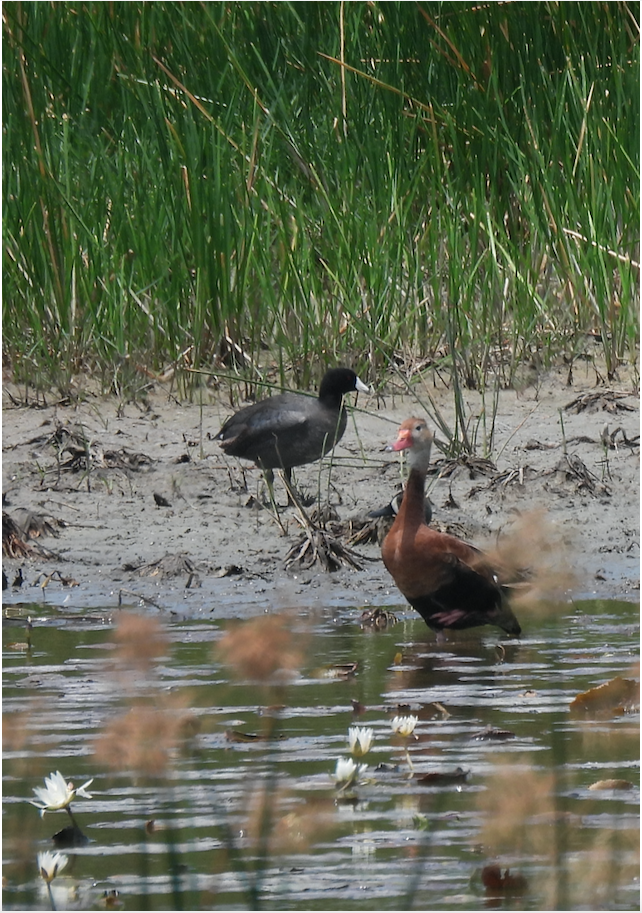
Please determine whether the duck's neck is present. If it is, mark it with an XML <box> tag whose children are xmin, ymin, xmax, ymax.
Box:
<box><xmin>398</xmin><ymin>464</ymin><xmax>427</xmax><ymax>530</ymax></box>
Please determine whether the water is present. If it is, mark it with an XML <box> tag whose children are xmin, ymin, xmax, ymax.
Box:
<box><xmin>2</xmin><ymin>598</ymin><xmax>639</xmax><ymax>911</ymax></box>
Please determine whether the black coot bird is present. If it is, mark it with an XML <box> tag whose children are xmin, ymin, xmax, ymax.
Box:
<box><xmin>216</xmin><ymin>367</ymin><xmax>369</xmax><ymax>493</ymax></box>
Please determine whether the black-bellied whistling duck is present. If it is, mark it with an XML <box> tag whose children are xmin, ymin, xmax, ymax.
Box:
<box><xmin>381</xmin><ymin>418</ymin><xmax>522</xmax><ymax>636</ymax></box>
<box><xmin>216</xmin><ymin>368</ymin><xmax>369</xmax><ymax>490</ymax></box>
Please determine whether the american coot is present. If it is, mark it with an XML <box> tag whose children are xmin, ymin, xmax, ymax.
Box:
<box><xmin>216</xmin><ymin>367</ymin><xmax>369</xmax><ymax>488</ymax></box>
<box><xmin>381</xmin><ymin>418</ymin><xmax>522</xmax><ymax>636</ymax></box>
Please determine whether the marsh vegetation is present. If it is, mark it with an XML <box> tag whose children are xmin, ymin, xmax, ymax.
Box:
<box><xmin>3</xmin><ymin>2</ymin><xmax>639</xmax><ymax>408</ymax></box>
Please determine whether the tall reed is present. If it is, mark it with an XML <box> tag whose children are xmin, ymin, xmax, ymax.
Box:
<box><xmin>3</xmin><ymin>3</ymin><xmax>639</xmax><ymax>424</ymax></box>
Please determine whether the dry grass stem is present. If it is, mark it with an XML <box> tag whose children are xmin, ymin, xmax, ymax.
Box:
<box><xmin>478</xmin><ymin>760</ymin><xmax>557</xmax><ymax>857</ymax></box>
<box><xmin>243</xmin><ymin>786</ymin><xmax>335</xmax><ymax>856</ymax></box>
<box><xmin>110</xmin><ymin>613</ymin><xmax>169</xmax><ymax>675</ymax></box>
<box><xmin>217</xmin><ymin>614</ymin><xmax>304</xmax><ymax>683</ymax></box>
<box><xmin>492</xmin><ymin>509</ymin><xmax>579</xmax><ymax>608</ymax></box>
<box><xmin>94</xmin><ymin>697</ymin><xmax>196</xmax><ymax>777</ymax></box>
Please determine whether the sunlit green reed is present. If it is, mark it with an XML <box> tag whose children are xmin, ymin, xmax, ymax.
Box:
<box><xmin>3</xmin><ymin>3</ymin><xmax>639</xmax><ymax>408</ymax></box>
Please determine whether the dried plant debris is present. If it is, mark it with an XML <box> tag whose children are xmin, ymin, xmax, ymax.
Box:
<box><xmin>3</xmin><ymin>513</ymin><xmax>60</xmax><ymax>561</ymax></box>
<box><xmin>433</xmin><ymin>455</ymin><xmax>498</xmax><ymax>480</ymax></box>
<box><xmin>341</xmin><ymin>509</ymin><xmax>466</xmax><ymax>548</ymax></box>
<box><xmin>123</xmin><ymin>553</ymin><xmax>201</xmax><ymax>582</ymax></box>
<box><xmin>42</xmin><ymin>424</ymin><xmax>153</xmax><ymax>473</ymax></box>
<box><xmin>284</xmin><ymin>527</ymin><xmax>365</xmax><ymax>571</ymax></box>
<box><xmin>339</xmin><ymin>514</ymin><xmax>389</xmax><ymax>546</ymax></box>
<box><xmin>386</xmin><ymin>352</ymin><xmax>436</xmax><ymax>383</ymax></box>
<box><xmin>45</xmin><ymin>423</ymin><xmax>91</xmax><ymax>448</ymax></box>
<box><xmin>360</xmin><ymin>607</ymin><xmax>399</xmax><ymax>629</ymax></box>
<box><xmin>10</xmin><ymin>508</ymin><xmax>65</xmax><ymax>539</ymax></box>
<box><xmin>600</xmin><ymin>425</ymin><xmax>640</xmax><ymax>450</ymax></box>
<box><xmin>308</xmin><ymin>504</ymin><xmax>341</xmax><ymax>525</ymax></box>
<box><xmin>329</xmin><ymin>510</ymin><xmax>400</xmax><ymax>547</ymax></box>
<box><xmin>117</xmin><ymin>589</ymin><xmax>163</xmax><ymax>609</ymax></box>
<box><xmin>2</xmin><ymin>512</ymin><xmax>34</xmax><ymax>558</ymax></box>
<box><xmin>5</xmin><ymin>616</ymin><xmax>33</xmax><ymax>648</ymax></box>
<box><xmin>565</xmin><ymin>390</ymin><xmax>636</xmax><ymax>414</ymax></box>
<box><xmin>429</xmin><ymin>702</ymin><xmax>451</xmax><ymax>718</ymax></box>
<box><xmin>36</xmin><ymin>569</ymin><xmax>80</xmax><ymax>588</ymax></box>
<box><xmin>490</xmin><ymin>466</ymin><xmax>539</xmax><ymax>488</ymax></box>
<box><xmin>550</xmin><ymin>454</ymin><xmax>608</xmax><ymax>495</ymax></box>
<box><xmin>65</xmin><ymin>446</ymin><xmax>153</xmax><ymax>473</ymax></box>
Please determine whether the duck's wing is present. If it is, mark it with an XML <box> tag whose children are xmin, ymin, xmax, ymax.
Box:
<box><xmin>383</xmin><ymin>524</ymin><xmax>484</xmax><ymax>594</ymax></box>
<box><xmin>410</xmin><ymin>550</ymin><xmax>521</xmax><ymax>634</ymax></box>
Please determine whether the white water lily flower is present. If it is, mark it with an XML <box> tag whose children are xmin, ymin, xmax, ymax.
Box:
<box><xmin>37</xmin><ymin>851</ymin><xmax>69</xmax><ymax>884</ymax></box>
<box><xmin>30</xmin><ymin>771</ymin><xmax>94</xmax><ymax>817</ymax></box>
<box><xmin>391</xmin><ymin>715</ymin><xmax>419</xmax><ymax>737</ymax></box>
<box><xmin>348</xmin><ymin>726</ymin><xmax>374</xmax><ymax>757</ymax></box>
<box><xmin>332</xmin><ymin>757</ymin><xmax>368</xmax><ymax>789</ymax></box>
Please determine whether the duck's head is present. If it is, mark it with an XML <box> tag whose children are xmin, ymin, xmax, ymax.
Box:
<box><xmin>386</xmin><ymin>418</ymin><xmax>434</xmax><ymax>469</ymax></box>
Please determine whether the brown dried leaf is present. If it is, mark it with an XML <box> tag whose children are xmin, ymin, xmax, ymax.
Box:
<box><xmin>570</xmin><ymin>676</ymin><xmax>640</xmax><ymax>717</ymax></box>
<box><xmin>587</xmin><ymin>779</ymin><xmax>636</xmax><ymax>791</ymax></box>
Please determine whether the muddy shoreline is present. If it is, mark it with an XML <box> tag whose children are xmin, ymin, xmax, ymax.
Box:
<box><xmin>2</xmin><ymin>364</ymin><xmax>639</xmax><ymax>621</ymax></box>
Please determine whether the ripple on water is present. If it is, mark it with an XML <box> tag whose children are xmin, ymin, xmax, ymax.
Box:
<box><xmin>2</xmin><ymin>597</ymin><xmax>639</xmax><ymax>911</ymax></box>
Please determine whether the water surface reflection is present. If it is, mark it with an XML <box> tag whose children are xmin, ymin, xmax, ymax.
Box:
<box><xmin>3</xmin><ymin>598</ymin><xmax>639</xmax><ymax>911</ymax></box>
